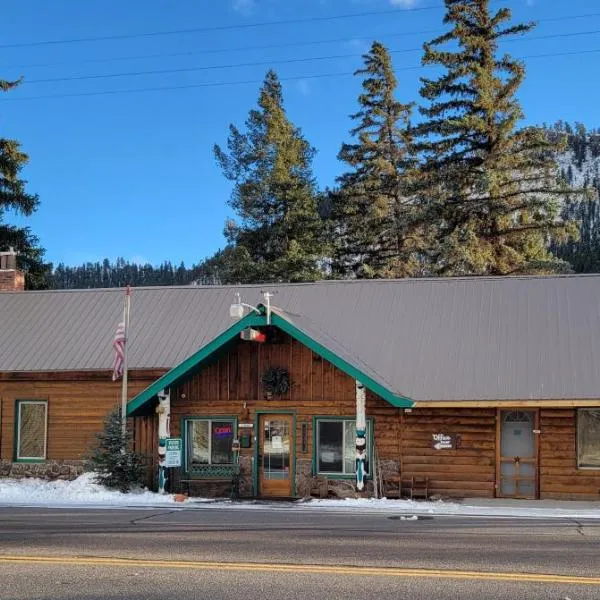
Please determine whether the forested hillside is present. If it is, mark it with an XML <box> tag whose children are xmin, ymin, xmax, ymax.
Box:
<box><xmin>552</xmin><ymin>122</ymin><xmax>600</xmax><ymax>272</ymax></box>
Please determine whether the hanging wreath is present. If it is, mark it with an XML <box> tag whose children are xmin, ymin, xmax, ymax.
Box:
<box><xmin>261</xmin><ymin>367</ymin><xmax>290</xmax><ymax>396</ymax></box>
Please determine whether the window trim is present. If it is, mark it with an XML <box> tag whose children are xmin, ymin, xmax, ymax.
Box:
<box><xmin>14</xmin><ymin>400</ymin><xmax>48</xmax><ymax>462</ymax></box>
<box><xmin>182</xmin><ymin>416</ymin><xmax>238</xmax><ymax>473</ymax></box>
<box><xmin>577</xmin><ymin>408</ymin><xmax>600</xmax><ymax>470</ymax></box>
<box><xmin>313</xmin><ymin>416</ymin><xmax>374</xmax><ymax>479</ymax></box>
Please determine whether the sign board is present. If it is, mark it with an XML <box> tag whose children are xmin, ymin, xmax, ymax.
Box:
<box><xmin>238</xmin><ymin>423</ymin><xmax>254</xmax><ymax>429</ymax></box>
<box><xmin>164</xmin><ymin>438</ymin><xmax>182</xmax><ymax>467</ymax></box>
<box><xmin>214</xmin><ymin>424</ymin><xmax>233</xmax><ymax>437</ymax></box>
<box><xmin>432</xmin><ymin>433</ymin><xmax>461</xmax><ymax>450</ymax></box>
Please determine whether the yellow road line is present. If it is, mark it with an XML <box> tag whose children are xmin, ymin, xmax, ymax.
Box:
<box><xmin>0</xmin><ymin>555</ymin><xmax>599</xmax><ymax>585</ymax></box>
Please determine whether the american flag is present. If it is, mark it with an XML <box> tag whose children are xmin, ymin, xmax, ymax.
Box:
<box><xmin>112</xmin><ymin>321</ymin><xmax>126</xmax><ymax>381</ymax></box>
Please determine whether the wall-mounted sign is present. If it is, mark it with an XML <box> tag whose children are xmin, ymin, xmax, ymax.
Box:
<box><xmin>164</xmin><ymin>438</ymin><xmax>182</xmax><ymax>467</ymax></box>
<box><xmin>214</xmin><ymin>425</ymin><xmax>233</xmax><ymax>437</ymax></box>
<box><xmin>238</xmin><ymin>423</ymin><xmax>254</xmax><ymax>429</ymax></box>
<box><xmin>432</xmin><ymin>433</ymin><xmax>461</xmax><ymax>450</ymax></box>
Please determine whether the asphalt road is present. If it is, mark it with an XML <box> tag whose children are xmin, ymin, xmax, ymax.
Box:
<box><xmin>1</xmin><ymin>505</ymin><xmax>599</xmax><ymax>599</ymax></box>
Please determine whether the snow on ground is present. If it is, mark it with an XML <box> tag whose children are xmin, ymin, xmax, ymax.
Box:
<box><xmin>0</xmin><ymin>473</ymin><xmax>192</xmax><ymax>507</ymax></box>
<box><xmin>1</xmin><ymin>473</ymin><xmax>600</xmax><ymax>519</ymax></box>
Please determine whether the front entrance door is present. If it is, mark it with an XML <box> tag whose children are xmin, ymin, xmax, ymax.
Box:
<box><xmin>497</xmin><ymin>410</ymin><xmax>539</xmax><ymax>499</ymax></box>
<box><xmin>258</xmin><ymin>414</ymin><xmax>293</xmax><ymax>497</ymax></box>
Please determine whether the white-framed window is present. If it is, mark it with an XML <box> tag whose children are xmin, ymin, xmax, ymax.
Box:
<box><xmin>577</xmin><ymin>409</ymin><xmax>600</xmax><ymax>469</ymax></box>
<box><xmin>316</xmin><ymin>418</ymin><xmax>371</xmax><ymax>476</ymax></box>
<box><xmin>16</xmin><ymin>400</ymin><xmax>48</xmax><ymax>461</ymax></box>
<box><xmin>185</xmin><ymin>418</ymin><xmax>235</xmax><ymax>470</ymax></box>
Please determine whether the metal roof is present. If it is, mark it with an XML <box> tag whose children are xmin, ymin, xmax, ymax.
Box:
<box><xmin>1</xmin><ymin>275</ymin><xmax>600</xmax><ymax>401</ymax></box>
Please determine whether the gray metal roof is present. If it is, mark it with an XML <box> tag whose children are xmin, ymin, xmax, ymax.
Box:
<box><xmin>1</xmin><ymin>275</ymin><xmax>600</xmax><ymax>401</ymax></box>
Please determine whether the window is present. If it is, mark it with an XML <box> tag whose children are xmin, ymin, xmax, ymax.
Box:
<box><xmin>186</xmin><ymin>419</ymin><xmax>235</xmax><ymax>469</ymax></box>
<box><xmin>578</xmin><ymin>409</ymin><xmax>600</xmax><ymax>469</ymax></box>
<box><xmin>316</xmin><ymin>419</ymin><xmax>371</xmax><ymax>476</ymax></box>
<box><xmin>16</xmin><ymin>400</ymin><xmax>47</xmax><ymax>461</ymax></box>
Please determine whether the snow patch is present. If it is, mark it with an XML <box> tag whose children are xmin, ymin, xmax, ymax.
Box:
<box><xmin>0</xmin><ymin>473</ymin><xmax>198</xmax><ymax>507</ymax></box>
<box><xmin>556</xmin><ymin>148</ymin><xmax>600</xmax><ymax>189</ymax></box>
<box><xmin>1</xmin><ymin>475</ymin><xmax>600</xmax><ymax>519</ymax></box>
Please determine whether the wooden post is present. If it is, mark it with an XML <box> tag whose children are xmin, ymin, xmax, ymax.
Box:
<box><xmin>356</xmin><ymin>381</ymin><xmax>366</xmax><ymax>491</ymax></box>
<box><xmin>156</xmin><ymin>389</ymin><xmax>171</xmax><ymax>494</ymax></box>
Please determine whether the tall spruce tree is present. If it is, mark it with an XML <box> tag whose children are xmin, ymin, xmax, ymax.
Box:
<box><xmin>214</xmin><ymin>70</ymin><xmax>325</xmax><ymax>283</ymax></box>
<box><xmin>332</xmin><ymin>42</ymin><xmax>422</xmax><ymax>278</ymax></box>
<box><xmin>1</xmin><ymin>77</ymin><xmax>50</xmax><ymax>288</ymax></box>
<box><xmin>416</xmin><ymin>0</ymin><xmax>578</xmax><ymax>276</ymax></box>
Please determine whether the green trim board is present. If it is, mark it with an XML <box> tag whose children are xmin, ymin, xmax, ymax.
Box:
<box><xmin>269</xmin><ymin>313</ymin><xmax>412</xmax><ymax>408</ymax></box>
<box><xmin>127</xmin><ymin>313</ymin><xmax>265</xmax><ymax>416</ymax></box>
<box><xmin>127</xmin><ymin>308</ymin><xmax>413</xmax><ymax>416</ymax></box>
<box><xmin>311</xmin><ymin>416</ymin><xmax>374</xmax><ymax>480</ymax></box>
<box><xmin>253</xmin><ymin>410</ymin><xmax>296</xmax><ymax>497</ymax></box>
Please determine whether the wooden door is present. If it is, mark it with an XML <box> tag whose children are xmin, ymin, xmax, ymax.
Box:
<box><xmin>497</xmin><ymin>410</ymin><xmax>539</xmax><ymax>499</ymax></box>
<box><xmin>258</xmin><ymin>414</ymin><xmax>293</xmax><ymax>497</ymax></box>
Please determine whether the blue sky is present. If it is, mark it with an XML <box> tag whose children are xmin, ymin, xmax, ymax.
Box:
<box><xmin>1</xmin><ymin>0</ymin><xmax>599</xmax><ymax>267</ymax></box>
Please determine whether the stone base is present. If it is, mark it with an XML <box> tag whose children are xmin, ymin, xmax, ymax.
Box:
<box><xmin>0</xmin><ymin>459</ymin><xmax>84</xmax><ymax>481</ymax></box>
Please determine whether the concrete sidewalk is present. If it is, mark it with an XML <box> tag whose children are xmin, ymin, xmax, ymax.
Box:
<box><xmin>177</xmin><ymin>496</ymin><xmax>600</xmax><ymax>519</ymax></box>
<box><xmin>460</xmin><ymin>497</ymin><xmax>600</xmax><ymax>511</ymax></box>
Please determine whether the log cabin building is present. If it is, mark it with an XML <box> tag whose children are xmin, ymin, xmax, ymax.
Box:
<box><xmin>1</xmin><ymin>252</ymin><xmax>600</xmax><ymax>500</ymax></box>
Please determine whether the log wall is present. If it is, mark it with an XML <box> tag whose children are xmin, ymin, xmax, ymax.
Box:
<box><xmin>539</xmin><ymin>409</ymin><xmax>600</xmax><ymax>500</ymax></box>
<box><xmin>0</xmin><ymin>371</ymin><xmax>164</xmax><ymax>464</ymax></box>
<box><xmin>402</xmin><ymin>408</ymin><xmax>497</xmax><ymax>498</ymax></box>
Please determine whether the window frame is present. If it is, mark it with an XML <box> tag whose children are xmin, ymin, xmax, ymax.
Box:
<box><xmin>15</xmin><ymin>400</ymin><xmax>48</xmax><ymax>462</ymax></box>
<box><xmin>183</xmin><ymin>416</ymin><xmax>237</xmax><ymax>472</ymax></box>
<box><xmin>313</xmin><ymin>416</ymin><xmax>373</xmax><ymax>479</ymax></box>
<box><xmin>577</xmin><ymin>408</ymin><xmax>600</xmax><ymax>470</ymax></box>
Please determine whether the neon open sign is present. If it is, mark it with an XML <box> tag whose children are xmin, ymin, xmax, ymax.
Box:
<box><xmin>214</xmin><ymin>425</ymin><xmax>233</xmax><ymax>437</ymax></box>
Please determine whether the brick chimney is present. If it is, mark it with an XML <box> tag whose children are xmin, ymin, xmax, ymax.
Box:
<box><xmin>0</xmin><ymin>248</ymin><xmax>25</xmax><ymax>292</ymax></box>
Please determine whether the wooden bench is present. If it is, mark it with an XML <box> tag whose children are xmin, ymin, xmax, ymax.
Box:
<box><xmin>402</xmin><ymin>476</ymin><xmax>429</xmax><ymax>500</ymax></box>
<box><xmin>180</xmin><ymin>464</ymin><xmax>241</xmax><ymax>499</ymax></box>
<box><xmin>383</xmin><ymin>475</ymin><xmax>429</xmax><ymax>500</ymax></box>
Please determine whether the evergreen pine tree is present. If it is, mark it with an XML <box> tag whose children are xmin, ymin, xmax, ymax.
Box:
<box><xmin>416</xmin><ymin>0</ymin><xmax>579</xmax><ymax>276</ymax></box>
<box><xmin>332</xmin><ymin>42</ymin><xmax>422</xmax><ymax>278</ymax></box>
<box><xmin>214</xmin><ymin>70</ymin><xmax>325</xmax><ymax>283</ymax></box>
<box><xmin>87</xmin><ymin>407</ymin><xmax>145</xmax><ymax>492</ymax></box>
<box><xmin>1</xmin><ymin>77</ymin><xmax>51</xmax><ymax>288</ymax></box>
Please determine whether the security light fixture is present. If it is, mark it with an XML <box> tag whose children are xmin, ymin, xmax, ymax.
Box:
<box><xmin>229</xmin><ymin>292</ymin><xmax>261</xmax><ymax>320</ymax></box>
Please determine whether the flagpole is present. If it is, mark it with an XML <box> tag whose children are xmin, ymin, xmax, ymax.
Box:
<box><xmin>120</xmin><ymin>286</ymin><xmax>131</xmax><ymax>438</ymax></box>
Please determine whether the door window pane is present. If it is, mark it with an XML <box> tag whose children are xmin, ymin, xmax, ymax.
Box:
<box><xmin>262</xmin><ymin>419</ymin><xmax>290</xmax><ymax>480</ymax></box>
<box><xmin>578</xmin><ymin>409</ymin><xmax>600</xmax><ymax>468</ymax></box>
<box><xmin>17</xmin><ymin>401</ymin><xmax>47</xmax><ymax>460</ymax></box>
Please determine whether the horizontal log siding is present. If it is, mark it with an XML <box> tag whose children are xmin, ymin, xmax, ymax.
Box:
<box><xmin>539</xmin><ymin>409</ymin><xmax>600</xmax><ymax>500</ymax></box>
<box><xmin>133</xmin><ymin>414</ymin><xmax>159</xmax><ymax>488</ymax></box>
<box><xmin>165</xmin><ymin>334</ymin><xmax>400</xmax><ymax>481</ymax></box>
<box><xmin>402</xmin><ymin>408</ymin><xmax>497</xmax><ymax>498</ymax></box>
<box><xmin>0</xmin><ymin>374</ymin><xmax>160</xmax><ymax>462</ymax></box>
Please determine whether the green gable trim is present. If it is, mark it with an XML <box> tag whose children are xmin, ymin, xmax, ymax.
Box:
<box><xmin>127</xmin><ymin>309</ymin><xmax>413</xmax><ymax>416</ymax></box>
<box><xmin>127</xmin><ymin>313</ymin><xmax>266</xmax><ymax>416</ymax></box>
<box><xmin>269</xmin><ymin>313</ymin><xmax>412</xmax><ymax>408</ymax></box>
